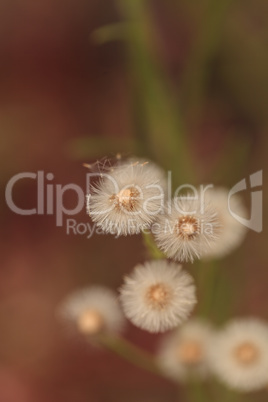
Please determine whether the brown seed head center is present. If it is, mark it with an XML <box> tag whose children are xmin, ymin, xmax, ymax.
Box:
<box><xmin>177</xmin><ymin>340</ymin><xmax>203</xmax><ymax>365</ymax></box>
<box><xmin>177</xmin><ymin>216</ymin><xmax>199</xmax><ymax>239</ymax></box>
<box><xmin>110</xmin><ymin>187</ymin><xmax>140</xmax><ymax>212</ymax></box>
<box><xmin>77</xmin><ymin>309</ymin><xmax>104</xmax><ymax>335</ymax></box>
<box><xmin>234</xmin><ymin>342</ymin><xmax>259</xmax><ymax>365</ymax></box>
<box><xmin>146</xmin><ymin>283</ymin><xmax>172</xmax><ymax>310</ymax></box>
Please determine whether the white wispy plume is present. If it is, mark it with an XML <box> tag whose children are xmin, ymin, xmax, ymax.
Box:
<box><xmin>58</xmin><ymin>286</ymin><xmax>125</xmax><ymax>336</ymax></box>
<box><xmin>87</xmin><ymin>159</ymin><xmax>167</xmax><ymax>236</ymax></box>
<box><xmin>119</xmin><ymin>260</ymin><xmax>196</xmax><ymax>333</ymax></box>
<box><xmin>157</xmin><ymin>319</ymin><xmax>214</xmax><ymax>381</ymax></box>
<box><xmin>202</xmin><ymin>187</ymin><xmax>248</xmax><ymax>259</ymax></box>
<box><xmin>153</xmin><ymin>194</ymin><xmax>220</xmax><ymax>262</ymax></box>
<box><xmin>208</xmin><ymin>319</ymin><xmax>268</xmax><ymax>392</ymax></box>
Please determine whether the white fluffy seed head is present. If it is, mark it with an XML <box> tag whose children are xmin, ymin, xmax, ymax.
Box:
<box><xmin>202</xmin><ymin>187</ymin><xmax>248</xmax><ymax>259</ymax></box>
<box><xmin>58</xmin><ymin>286</ymin><xmax>125</xmax><ymax>337</ymax></box>
<box><xmin>208</xmin><ymin>319</ymin><xmax>268</xmax><ymax>392</ymax></box>
<box><xmin>157</xmin><ymin>319</ymin><xmax>214</xmax><ymax>381</ymax></box>
<box><xmin>87</xmin><ymin>159</ymin><xmax>167</xmax><ymax>236</ymax></box>
<box><xmin>153</xmin><ymin>195</ymin><xmax>220</xmax><ymax>263</ymax></box>
<box><xmin>119</xmin><ymin>260</ymin><xmax>197</xmax><ymax>333</ymax></box>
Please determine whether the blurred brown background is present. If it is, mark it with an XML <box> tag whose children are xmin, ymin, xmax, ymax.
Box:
<box><xmin>1</xmin><ymin>0</ymin><xmax>268</xmax><ymax>401</ymax></box>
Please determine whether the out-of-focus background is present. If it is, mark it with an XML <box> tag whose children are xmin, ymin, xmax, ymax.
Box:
<box><xmin>1</xmin><ymin>0</ymin><xmax>268</xmax><ymax>401</ymax></box>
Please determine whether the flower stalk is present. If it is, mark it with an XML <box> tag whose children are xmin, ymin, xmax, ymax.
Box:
<box><xmin>97</xmin><ymin>333</ymin><xmax>163</xmax><ymax>376</ymax></box>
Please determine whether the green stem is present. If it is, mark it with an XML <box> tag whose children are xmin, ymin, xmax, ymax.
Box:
<box><xmin>196</xmin><ymin>258</ymin><xmax>234</xmax><ymax>325</ymax></box>
<box><xmin>196</xmin><ymin>259</ymin><xmax>218</xmax><ymax>318</ymax></box>
<box><xmin>98</xmin><ymin>333</ymin><xmax>163</xmax><ymax>376</ymax></box>
<box><xmin>218</xmin><ymin>383</ymin><xmax>241</xmax><ymax>402</ymax></box>
<box><xmin>182</xmin><ymin>0</ymin><xmax>234</xmax><ymax>117</ymax></box>
<box><xmin>142</xmin><ymin>231</ymin><xmax>165</xmax><ymax>260</ymax></box>
<box><xmin>187</xmin><ymin>380</ymin><xmax>209</xmax><ymax>402</ymax></box>
<box><xmin>116</xmin><ymin>0</ymin><xmax>196</xmax><ymax>185</ymax></box>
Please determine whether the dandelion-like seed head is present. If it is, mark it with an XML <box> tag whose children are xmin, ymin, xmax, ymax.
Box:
<box><xmin>176</xmin><ymin>215</ymin><xmax>200</xmax><ymax>240</ymax></box>
<box><xmin>77</xmin><ymin>309</ymin><xmax>104</xmax><ymax>335</ymax></box>
<box><xmin>177</xmin><ymin>340</ymin><xmax>203</xmax><ymax>366</ymax></box>
<box><xmin>57</xmin><ymin>286</ymin><xmax>125</xmax><ymax>338</ymax></box>
<box><xmin>202</xmin><ymin>187</ymin><xmax>248</xmax><ymax>259</ymax></box>
<box><xmin>157</xmin><ymin>319</ymin><xmax>213</xmax><ymax>381</ymax></box>
<box><xmin>154</xmin><ymin>195</ymin><xmax>219</xmax><ymax>262</ymax></box>
<box><xmin>208</xmin><ymin>319</ymin><xmax>268</xmax><ymax>392</ymax></box>
<box><xmin>233</xmin><ymin>342</ymin><xmax>260</xmax><ymax>366</ymax></box>
<box><xmin>88</xmin><ymin>158</ymin><xmax>167</xmax><ymax>236</ymax></box>
<box><xmin>146</xmin><ymin>283</ymin><xmax>173</xmax><ymax>310</ymax></box>
<box><xmin>110</xmin><ymin>186</ymin><xmax>141</xmax><ymax>212</ymax></box>
<box><xmin>119</xmin><ymin>260</ymin><xmax>196</xmax><ymax>333</ymax></box>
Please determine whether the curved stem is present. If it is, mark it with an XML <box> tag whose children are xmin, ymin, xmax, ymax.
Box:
<box><xmin>98</xmin><ymin>333</ymin><xmax>163</xmax><ymax>376</ymax></box>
